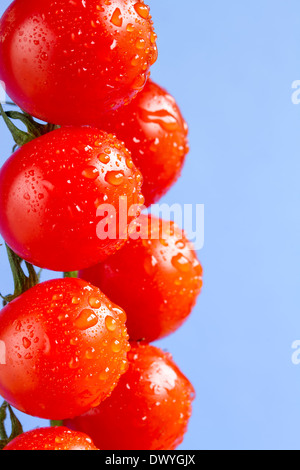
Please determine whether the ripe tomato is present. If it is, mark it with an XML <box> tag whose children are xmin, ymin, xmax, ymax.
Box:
<box><xmin>0</xmin><ymin>278</ymin><xmax>130</xmax><ymax>420</ymax></box>
<box><xmin>3</xmin><ymin>427</ymin><xmax>98</xmax><ymax>451</ymax></box>
<box><xmin>65</xmin><ymin>343</ymin><xmax>195</xmax><ymax>450</ymax></box>
<box><xmin>79</xmin><ymin>214</ymin><xmax>203</xmax><ymax>342</ymax></box>
<box><xmin>0</xmin><ymin>0</ymin><xmax>157</xmax><ymax>125</ymax></box>
<box><xmin>95</xmin><ymin>80</ymin><xmax>189</xmax><ymax>206</ymax></box>
<box><xmin>0</xmin><ymin>127</ymin><xmax>144</xmax><ymax>272</ymax></box>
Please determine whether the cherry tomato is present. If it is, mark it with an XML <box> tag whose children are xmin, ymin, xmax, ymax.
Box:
<box><xmin>0</xmin><ymin>0</ymin><xmax>158</xmax><ymax>125</ymax></box>
<box><xmin>0</xmin><ymin>278</ymin><xmax>130</xmax><ymax>420</ymax></box>
<box><xmin>65</xmin><ymin>343</ymin><xmax>195</xmax><ymax>450</ymax></box>
<box><xmin>3</xmin><ymin>427</ymin><xmax>98</xmax><ymax>451</ymax></box>
<box><xmin>0</xmin><ymin>127</ymin><xmax>144</xmax><ymax>272</ymax></box>
<box><xmin>79</xmin><ymin>214</ymin><xmax>203</xmax><ymax>342</ymax></box>
<box><xmin>95</xmin><ymin>79</ymin><xmax>189</xmax><ymax>206</ymax></box>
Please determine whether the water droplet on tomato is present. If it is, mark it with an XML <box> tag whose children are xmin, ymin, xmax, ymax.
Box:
<box><xmin>82</xmin><ymin>166</ymin><xmax>99</xmax><ymax>180</ymax></box>
<box><xmin>127</xmin><ymin>23</ymin><xmax>134</xmax><ymax>32</ymax></box>
<box><xmin>98</xmin><ymin>153</ymin><xmax>110</xmax><ymax>164</ymax></box>
<box><xmin>22</xmin><ymin>337</ymin><xmax>31</xmax><ymax>349</ymax></box>
<box><xmin>69</xmin><ymin>356</ymin><xmax>80</xmax><ymax>369</ymax></box>
<box><xmin>171</xmin><ymin>253</ymin><xmax>191</xmax><ymax>273</ymax></box>
<box><xmin>144</xmin><ymin>255</ymin><xmax>158</xmax><ymax>275</ymax></box>
<box><xmin>105</xmin><ymin>171</ymin><xmax>125</xmax><ymax>186</ymax></box>
<box><xmin>134</xmin><ymin>3</ymin><xmax>150</xmax><ymax>19</ymax></box>
<box><xmin>85</xmin><ymin>347</ymin><xmax>95</xmax><ymax>359</ymax></box>
<box><xmin>111</xmin><ymin>340</ymin><xmax>122</xmax><ymax>353</ymax></box>
<box><xmin>175</xmin><ymin>240</ymin><xmax>186</xmax><ymax>250</ymax></box>
<box><xmin>105</xmin><ymin>315</ymin><xmax>117</xmax><ymax>332</ymax></box>
<box><xmin>139</xmin><ymin>107</ymin><xmax>180</xmax><ymax>132</ymax></box>
<box><xmin>74</xmin><ymin>309</ymin><xmax>98</xmax><ymax>330</ymax></box>
<box><xmin>99</xmin><ymin>367</ymin><xmax>110</xmax><ymax>380</ymax></box>
<box><xmin>110</xmin><ymin>8</ymin><xmax>123</xmax><ymax>27</ymax></box>
<box><xmin>88</xmin><ymin>295</ymin><xmax>102</xmax><ymax>309</ymax></box>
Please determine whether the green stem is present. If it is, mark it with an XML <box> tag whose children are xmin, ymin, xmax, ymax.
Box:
<box><xmin>50</xmin><ymin>420</ymin><xmax>64</xmax><ymax>427</ymax></box>
<box><xmin>64</xmin><ymin>271</ymin><xmax>78</xmax><ymax>278</ymax></box>
<box><xmin>2</xmin><ymin>245</ymin><xmax>41</xmax><ymax>304</ymax></box>
<box><xmin>0</xmin><ymin>102</ymin><xmax>62</xmax><ymax>441</ymax></box>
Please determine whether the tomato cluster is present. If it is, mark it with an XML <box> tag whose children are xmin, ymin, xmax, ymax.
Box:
<box><xmin>0</xmin><ymin>0</ymin><xmax>203</xmax><ymax>451</ymax></box>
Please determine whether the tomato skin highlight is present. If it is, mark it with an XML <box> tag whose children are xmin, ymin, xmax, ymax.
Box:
<box><xmin>95</xmin><ymin>80</ymin><xmax>189</xmax><ymax>206</ymax></box>
<box><xmin>0</xmin><ymin>0</ymin><xmax>157</xmax><ymax>125</ymax></box>
<box><xmin>65</xmin><ymin>343</ymin><xmax>195</xmax><ymax>450</ymax></box>
<box><xmin>0</xmin><ymin>278</ymin><xmax>130</xmax><ymax>420</ymax></box>
<box><xmin>0</xmin><ymin>127</ymin><xmax>144</xmax><ymax>272</ymax></box>
<box><xmin>79</xmin><ymin>214</ymin><xmax>203</xmax><ymax>343</ymax></box>
<box><xmin>3</xmin><ymin>426</ymin><xmax>98</xmax><ymax>450</ymax></box>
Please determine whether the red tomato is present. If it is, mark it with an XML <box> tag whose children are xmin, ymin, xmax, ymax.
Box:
<box><xmin>0</xmin><ymin>0</ymin><xmax>157</xmax><ymax>125</ymax></box>
<box><xmin>95</xmin><ymin>79</ymin><xmax>189</xmax><ymax>206</ymax></box>
<box><xmin>79</xmin><ymin>214</ymin><xmax>203</xmax><ymax>342</ymax></box>
<box><xmin>65</xmin><ymin>343</ymin><xmax>195</xmax><ymax>450</ymax></box>
<box><xmin>3</xmin><ymin>427</ymin><xmax>98</xmax><ymax>451</ymax></box>
<box><xmin>0</xmin><ymin>278</ymin><xmax>130</xmax><ymax>420</ymax></box>
<box><xmin>0</xmin><ymin>127</ymin><xmax>144</xmax><ymax>272</ymax></box>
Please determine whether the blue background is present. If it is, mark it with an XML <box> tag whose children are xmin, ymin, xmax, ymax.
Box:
<box><xmin>1</xmin><ymin>0</ymin><xmax>300</xmax><ymax>450</ymax></box>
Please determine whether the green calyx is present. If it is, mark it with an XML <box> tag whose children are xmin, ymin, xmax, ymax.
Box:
<box><xmin>0</xmin><ymin>102</ymin><xmax>59</xmax><ymax>149</ymax></box>
<box><xmin>0</xmin><ymin>401</ymin><xmax>23</xmax><ymax>450</ymax></box>
<box><xmin>1</xmin><ymin>245</ymin><xmax>41</xmax><ymax>305</ymax></box>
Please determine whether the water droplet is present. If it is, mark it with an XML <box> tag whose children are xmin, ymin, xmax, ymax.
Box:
<box><xmin>131</xmin><ymin>54</ymin><xmax>140</xmax><ymax>66</ymax></box>
<box><xmin>171</xmin><ymin>254</ymin><xmax>191</xmax><ymax>273</ymax></box>
<box><xmin>82</xmin><ymin>166</ymin><xmax>99</xmax><ymax>180</ymax></box>
<box><xmin>110</xmin><ymin>8</ymin><xmax>123</xmax><ymax>27</ymax></box>
<box><xmin>134</xmin><ymin>3</ymin><xmax>150</xmax><ymax>19</ymax></box>
<box><xmin>132</xmin><ymin>73</ymin><xmax>147</xmax><ymax>91</ymax></box>
<box><xmin>136</xmin><ymin>38</ymin><xmax>146</xmax><ymax>50</ymax></box>
<box><xmin>105</xmin><ymin>171</ymin><xmax>125</xmax><ymax>186</ymax></box>
<box><xmin>144</xmin><ymin>255</ymin><xmax>158</xmax><ymax>275</ymax></box>
<box><xmin>22</xmin><ymin>337</ymin><xmax>31</xmax><ymax>349</ymax></box>
<box><xmin>74</xmin><ymin>309</ymin><xmax>98</xmax><ymax>330</ymax></box>
<box><xmin>52</xmin><ymin>293</ymin><xmax>63</xmax><ymax>301</ymax></box>
<box><xmin>99</xmin><ymin>367</ymin><xmax>110</xmax><ymax>380</ymax></box>
<box><xmin>140</xmin><ymin>107</ymin><xmax>180</xmax><ymax>132</ymax></box>
<box><xmin>127</xmin><ymin>23</ymin><xmax>134</xmax><ymax>32</ymax></box>
<box><xmin>15</xmin><ymin>320</ymin><xmax>22</xmax><ymax>331</ymax></box>
<box><xmin>120</xmin><ymin>359</ymin><xmax>128</xmax><ymax>372</ymax></box>
<box><xmin>175</xmin><ymin>240</ymin><xmax>186</xmax><ymax>250</ymax></box>
<box><xmin>159</xmin><ymin>238</ymin><xmax>169</xmax><ymax>247</ymax></box>
<box><xmin>88</xmin><ymin>296</ymin><xmax>101</xmax><ymax>309</ymax></box>
<box><xmin>105</xmin><ymin>315</ymin><xmax>117</xmax><ymax>332</ymax></box>
<box><xmin>69</xmin><ymin>356</ymin><xmax>80</xmax><ymax>369</ymax></box>
<box><xmin>98</xmin><ymin>153</ymin><xmax>110</xmax><ymax>164</ymax></box>
<box><xmin>85</xmin><ymin>347</ymin><xmax>95</xmax><ymax>359</ymax></box>
<box><xmin>150</xmin><ymin>31</ymin><xmax>157</xmax><ymax>44</ymax></box>
<box><xmin>111</xmin><ymin>340</ymin><xmax>122</xmax><ymax>353</ymax></box>
<box><xmin>70</xmin><ymin>336</ymin><xmax>79</xmax><ymax>346</ymax></box>
<box><xmin>126</xmin><ymin>157</ymin><xmax>134</xmax><ymax>169</ymax></box>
